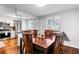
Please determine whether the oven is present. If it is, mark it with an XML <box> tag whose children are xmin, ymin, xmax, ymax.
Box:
<box><xmin>0</xmin><ymin>32</ymin><xmax>11</xmax><ymax>39</ymax></box>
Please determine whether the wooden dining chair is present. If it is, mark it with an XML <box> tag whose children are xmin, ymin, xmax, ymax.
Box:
<box><xmin>23</xmin><ymin>33</ymin><xmax>33</xmax><ymax>54</ymax></box>
<box><xmin>20</xmin><ymin>38</ymin><xmax>25</xmax><ymax>54</ymax></box>
<box><xmin>45</xmin><ymin>30</ymin><xmax>53</xmax><ymax>39</ymax></box>
<box><xmin>53</xmin><ymin>35</ymin><xmax>64</xmax><ymax>54</ymax></box>
<box><xmin>31</xmin><ymin>30</ymin><xmax>38</xmax><ymax>38</ymax></box>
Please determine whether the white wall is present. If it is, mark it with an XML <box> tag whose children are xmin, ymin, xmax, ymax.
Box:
<box><xmin>60</xmin><ymin>9</ymin><xmax>79</xmax><ymax>48</ymax></box>
<box><xmin>39</xmin><ymin>8</ymin><xmax>79</xmax><ymax>48</ymax></box>
<box><xmin>16</xmin><ymin>10</ymin><xmax>37</xmax><ymax>19</ymax></box>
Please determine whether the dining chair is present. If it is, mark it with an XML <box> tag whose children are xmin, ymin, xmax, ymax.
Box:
<box><xmin>45</xmin><ymin>30</ymin><xmax>53</xmax><ymax>39</ymax></box>
<box><xmin>53</xmin><ymin>35</ymin><xmax>64</xmax><ymax>54</ymax></box>
<box><xmin>20</xmin><ymin>38</ymin><xmax>25</xmax><ymax>54</ymax></box>
<box><xmin>23</xmin><ymin>33</ymin><xmax>33</xmax><ymax>54</ymax></box>
<box><xmin>31</xmin><ymin>30</ymin><xmax>38</xmax><ymax>38</ymax></box>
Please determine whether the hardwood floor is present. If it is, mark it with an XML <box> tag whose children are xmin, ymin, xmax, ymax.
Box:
<box><xmin>0</xmin><ymin>46</ymin><xmax>19</xmax><ymax>54</ymax></box>
<box><xmin>0</xmin><ymin>45</ymin><xmax>79</xmax><ymax>54</ymax></box>
<box><xmin>5</xmin><ymin>46</ymin><xmax>19</xmax><ymax>54</ymax></box>
<box><xmin>0</xmin><ymin>37</ymin><xmax>19</xmax><ymax>54</ymax></box>
<box><xmin>63</xmin><ymin>45</ymin><xmax>79</xmax><ymax>54</ymax></box>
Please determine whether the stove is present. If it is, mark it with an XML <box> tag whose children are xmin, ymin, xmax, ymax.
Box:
<box><xmin>0</xmin><ymin>32</ymin><xmax>11</xmax><ymax>39</ymax></box>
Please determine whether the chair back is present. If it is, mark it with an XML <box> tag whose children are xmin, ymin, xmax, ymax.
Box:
<box><xmin>45</xmin><ymin>30</ymin><xmax>53</xmax><ymax>39</ymax></box>
<box><xmin>53</xmin><ymin>35</ymin><xmax>64</xmax><ymax>54</ymax></box>
<box><xmin>20</xmin><ymin>38</ymin><xmax>24</xmax><ymax>54</ymax></box>
<box><xmin>31</xmin><ymin>30</ymin><xmax>37</xmax><ymax>38</ymax></box>
<box><xmin>23</xmin><ymin>33</ymin><xmax>33</xmax><ymax>54</ymax></box>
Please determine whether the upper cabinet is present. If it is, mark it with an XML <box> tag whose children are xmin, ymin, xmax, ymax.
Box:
<box><xmin>0</xmin><ymin>16</ymin><xmax>14</xmax><ymax>27</ymax></box>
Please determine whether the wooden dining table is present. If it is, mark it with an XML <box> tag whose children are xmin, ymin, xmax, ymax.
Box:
<box><xmin>32</xmin><ymin>36</ymin><xmax>56</xmax><ymax>53</ymax></box>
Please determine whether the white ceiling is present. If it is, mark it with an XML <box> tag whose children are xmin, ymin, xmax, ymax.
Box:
<box><xmin>5</xmin><ymin>4</ymin><xmax>79</xmax><ymax>17</ymax></box>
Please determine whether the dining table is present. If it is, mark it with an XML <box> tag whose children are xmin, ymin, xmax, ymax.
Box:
<box><xmin>32</xmin><ymin>36</ymin><xmax>56</xmax><ymax>54</ymax></box>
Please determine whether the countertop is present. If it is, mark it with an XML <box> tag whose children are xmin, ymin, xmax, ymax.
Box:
<box><xmin>0</xmin><ymin>31</ymin><xmax>11</xmax><ymax>33</ymax></box>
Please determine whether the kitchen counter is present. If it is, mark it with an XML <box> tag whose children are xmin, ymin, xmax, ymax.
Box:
<box><xmin>0</xmin><ymin>37</ymin><xmax>17</xmax><ymax>41</ymax></box>
<box><xmin>0</xmin><ymin>31</ymin><xmax>11</xmax><ymax>33</ymax></box>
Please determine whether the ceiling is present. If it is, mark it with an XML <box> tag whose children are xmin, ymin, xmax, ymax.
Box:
<box><xmin>5</xmin><ymin>4</ymin><xmax>79</xmax><ymax>17</ymax></box>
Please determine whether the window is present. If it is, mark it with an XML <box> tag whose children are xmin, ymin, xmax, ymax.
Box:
<box><xmin>47</xmin><ymin>16</ymin><xmax>61</xmax><ymax>31</ymax></box>
<box><xmin>27</xmin><ymin>20</ymin><xmax>34</xmax><ymax>30</ymax></box>
<box><xmin>14</xmin><ymin>20</ymin><xmax>21</xmax><ymax>32</ymax></box>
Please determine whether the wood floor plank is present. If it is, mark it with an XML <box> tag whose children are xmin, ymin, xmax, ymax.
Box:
<box><xmin>63</xmin><ymin>45</ymin><xmax>79</xmax><ymax>54</ymax></box>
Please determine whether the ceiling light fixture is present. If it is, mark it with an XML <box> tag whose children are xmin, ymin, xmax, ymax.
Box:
<box><xmin>36</xmin><ymin>4</ymin><xmax>46</xmax><ymax>7</ymax></box>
